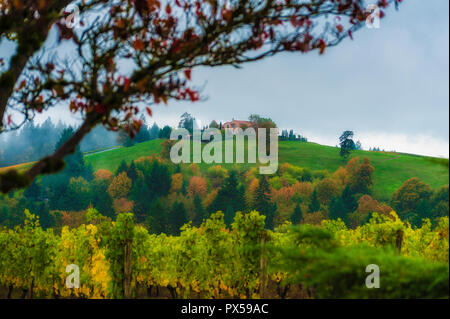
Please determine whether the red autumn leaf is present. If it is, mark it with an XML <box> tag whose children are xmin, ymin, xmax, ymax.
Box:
<box><xmin>123</xmin><ymin>77</ymin><xmax>131</xmax><ymax>92</ymax></box>
<box><xmin>133</xmin><ymin>39</ymin><xmax>145</xmax><ymax>51</ymax></box>
<box><xmin>184</xmin><ymin>69</ymin><xmax>192</xmax><ymax>81</ymax></box>
<box><xmin>146</xmin><ymin>107</ymin><xmax>153</xmax><ymax>116</ymax></box>
<box><xmin>222</xmin><ymin>9</ymin><xmax>232</xmax><ymax>22</ymax></box>
<box><xmin>318</xmin><ymin>39</ymin><xmax>326</xmax><ymax>55</ymax></box>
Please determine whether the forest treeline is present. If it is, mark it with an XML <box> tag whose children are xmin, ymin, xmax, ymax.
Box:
<box><xmin>0</xmin><ymin>117</ymin><xmax>163</xmax><ymax>167</ymax></box>
<box><xmin>0</xmin><ymin>127</ymin><xmax>448</xmax><ymax>233</ymax></box>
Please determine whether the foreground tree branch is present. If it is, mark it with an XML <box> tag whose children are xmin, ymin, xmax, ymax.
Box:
<box><xmin>0</xmin><ymin>0</ymin><xmax>401</xmax><ymax>193</ymax></box>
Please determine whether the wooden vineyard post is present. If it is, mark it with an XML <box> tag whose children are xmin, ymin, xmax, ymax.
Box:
<box><xmin>124</xmin><ymin>237</ymin><xmax>133</xmax><ymax>299</ymax></box>
<box><xmin>260</xmin><ymin>231</ymin><xmax>268</xmax><ymax>298</ymax></box>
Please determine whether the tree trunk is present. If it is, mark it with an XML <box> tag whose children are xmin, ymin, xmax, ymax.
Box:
<box><xmin>20</xmin><ymin>288</ymin><xmax>28</xmax><ymax>299</ymax></box>
<box><xmin>259</xmin><ymin>232</ymin><xmax>267</xmax><ymax>298</ymax></box>
<box><xmin>123</xmin><ymin>238</ymin><xmax>133</xmax><ymax>298</ymax></box>
<box><xmin>395</xmin><ymin>229</ymin><xmax>404</xmax><ymax>253</ymax></box>
<box><xmin>7</xmin><ymin>285</ymin><xmax>13</xmax><ymax>299</ymax></box>
<box><xmin>147</xmin><ymin>285</ymin><xmax>152</xmax><ymax>298</ymax></box>
<box><xmin>29</xmin><ymin>280</ymin><xmax>34</xmax><ymax>299</ymax></box>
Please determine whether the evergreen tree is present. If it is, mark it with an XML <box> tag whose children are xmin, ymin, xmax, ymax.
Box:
<box><xmin>116</xmin><ymin>160</ymin><xmax>129</xmax><ymax>176</ymax></box>
<box><xmin>149</xmin><ymin>123</ymin><xmax>160</xmax><ymax>139</ymax></box>
<box><xmin>193</xmin><ymin>195</ymin><xmax>206</xmax><ymax>227</ymax></box>
<box><xmin>329</xmin><ymin>196</ymin><xmax>347</xmax><ymax>222</ymax></box>
<box><xmin>130</xmin><ymin>176</ymin><xmax>152</xmax><ymax>223</ymax></box>
<box><xmin>265</xmin><ymin>202</ymin><xmax>276</xmax><ymax>230</ymax></box>
<box><xmin>135</xmin><ymin>118</ymin><xmax>151</xmax><ymax>143</ymax></box>
<box><xmin>224</xmin><ymin>205</ymin><xmax>235</xmax><ymax>227</ymax></box>
<box><xmin>126</xmin><ymin>161</ymin><xmax>139</xmax><ymax>183</ymax></box>
<box><xmin>309</xmin><ymin>189</ymin><xmax>320</xmax><ymax>213</ymax></box>
<box><xmin>36</xmin><ymin>202</ymin><xmax>54</xmax><ymax>229</ymax></box>
<box><xmin>147</xmin><ymin>198</ymin><xmax>169</xmax><ymax>234</ymax></box>
<box><xmin>342</xmin><ymin>185</ymin><xmax>357</xmax><ymax>212</ymax></box>
<box><xmin>24</xmin><ymin>180</ymin><xmax>41</xmax><ymax>202</ymax></box>
<box><xmin>416</xmin><ymin>199</ymin><xmax>432</xmax><ymax>221</ymax></box>
<box><xmin>91</xmin><ymin>178</ymin><xmax>114</xmax><ymax>219</ymax></box>
<box><xmin>291</xmin><ymin>203</ymin><xmax>303</xmax><ymax>224</ymax></box>
<box><xmin>430</xmin><ymin>185</ymin><xmax>449</xmax><ymax>219</ymax></box>
<box><xmin>158</xmin><ymin>125</ymin><xmax>172</xmax><ymax>139</ymax></box>
<box><xmin>181</xmin><ymin>179</ymin><xmax>188</xmax><ymax>195</ymax></box>
<box><xmin>146</xmin><ymin>161</ymin><xmax>171</xmax><ymax>197</ymax></box>
<box><xmin>254</xmin><ymin>176</ymin><xmax>275</xmax><ymax>229</ymax></box>
<box><xmin>209</xmin><ymin>170</ymin><xmax>244</xmax><ymax>215</ymax></box>
<box><xmin>169</xmin><ymin>201</ymin><xmax>188</xmax><ymax>235</ymax></box>
<box><xmin>55</xmin><ymin>127</ymin><xmax>85</xmax><ymax>177</ymax></box>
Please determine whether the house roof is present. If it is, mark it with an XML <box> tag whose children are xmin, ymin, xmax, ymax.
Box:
<box><xmin>223</xmin><ymin>120</ymin><xmax>252</xmax><ymax>126</ymax></box>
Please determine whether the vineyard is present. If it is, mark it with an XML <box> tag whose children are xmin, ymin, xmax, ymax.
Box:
<box><xmin>0</xmin><ymin>209</ymin><xmax>448</xmax><ymax>299</ymax></box>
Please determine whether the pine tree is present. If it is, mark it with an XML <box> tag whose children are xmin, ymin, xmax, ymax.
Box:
<box><xmin>36</xmin><ymin>202</ymin><xmax>54</xmax><ymax>229</ymax></box>
<box><xmin>91</xmin><ymin>178</ymin><xmax>114</xmax><ymax>219</ymax></box>
<box><xmin>146</xmin><ymin>161</ymin><xmax>171</xmax><ymax>197</ymax></box>
<box><xmin>130</xmin><ymin>176</ymin><xmax>153</xmax><ymax>223</ymax></box>
<box><xmin>342</xmin><ymin>185</ymin><xmax>357</xmax><ymax>212</ymax></box>
<box><xmin>147</xmin><ymin>198</ymin><xmax>169</xmax><ymax>234</ymax></box>
<box><xmin>24</xmin><ymin>180</ymin><xmax>41</xmax><ymax>202</ymax></box>
<box><xmin>254</xmin><ymin>176</ymin><xmax>275</xmax><ymax>229</ymax></box>
<box><xmin>116</xmin><ymin>160</ymin><xmax>129</xmax><ymax>176</ymax></box>
<box><xmin>309</xmin><ymin>189</ymin><xmax>320</xmax><ymax>213</ymax></box>
<box><xmin>55</xmin><ymin>127</ymin><xmax>85</xmax><ymax>177</ymax></box>
<box><xmin>291</xmin><ymin>203</ymin><xmax>303</xmax><ymax>225</ymax></box>
<box><xmin>149</xmin><ymin>123</ymin><xmax>160</xmax><ymax>139</ymax></box>
<box><xmin>169</xmin><ymin>201</ymin><xmax>188</xmax><ymax>235</ymax></box>
<box><xmin>193</xmin><ymin>195</ymin><xmax>206</xmax><ymax>227</ymax></box>
<box><xmin>416</xmin><ymin>199</ymin><xmax>432</xmax><ymax>221</ymax></box>
<box><xmin>329</xmin><ymin>196</ymin><xmax>347</xmax><ymax>222</ymax></box>
<box><xmin>209</xmin><ymin>170</ymin><xmax>244</xmax><ymax>215</ymax></box>
<box><xmin>265</xmin><ymin>202</ymin><xmax>276</xmax><ymax>230</ymax></box>
<box><xmin>126</xmin><ymin>161</ymin><xmax>139</xmax><ymax>183</ymax></box>
<box><xmin>224</xmin><ymin>205</ymin><xmax>235</xmax><ymax>227</ymax></box>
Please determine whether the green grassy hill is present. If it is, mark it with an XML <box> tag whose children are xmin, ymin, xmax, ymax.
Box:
<box><xmin>85</xmin><ymin>139</ymin><xmax>449</xmax><ymax>201</ymax></box>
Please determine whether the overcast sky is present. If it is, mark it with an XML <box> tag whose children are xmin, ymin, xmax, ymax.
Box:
<box><xmin>3</xmin><ymin>1</ymin><xmax>450</xmax><ymax>157</ymax></box>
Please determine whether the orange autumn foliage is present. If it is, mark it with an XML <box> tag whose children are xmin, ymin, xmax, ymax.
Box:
<box><xmin>113</xmin><ymin>198</ymin><xmax>134</xmax><ymax>214</ymax></box>
<box><xmin>291</xmin><ymin>181</ymin><xmax>313</xmax><ymax>200</ymax></box>
<box><xmin>357</xmin><ymin>195</ymin><xmax>393</xmax><ymax>216</ymax></box>
<box><xmin>245</xmin><ymin>178</ymin><xmax>259</xmax><ymax>208</ymax></box>
<box><xmin>94</xmin><ymin>169</ymin><xmax>113</xmax><ymax>181</ymax></box>
<box><xmin>188</xmin><ymin>176</ymin><xmax>207</xmax><ymax>198</ymax></box>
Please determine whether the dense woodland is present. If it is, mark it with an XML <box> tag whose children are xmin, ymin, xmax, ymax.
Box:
<box><xmin>1</xmin><ymin>121</ymin><xmax>448</xmax><ymax>232</ymax></box>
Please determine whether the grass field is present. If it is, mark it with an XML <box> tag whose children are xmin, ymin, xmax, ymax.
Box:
<box><xmin>84</xmin><ymin>139</ymin><xmax>449</xmax><ymax>201</ymax></box>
